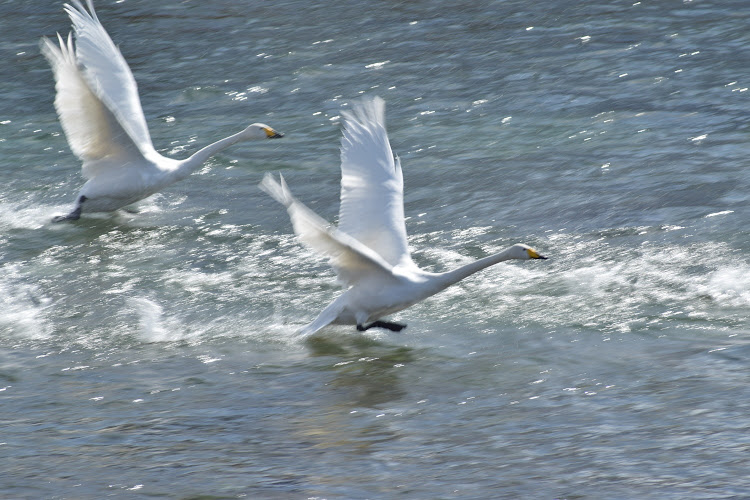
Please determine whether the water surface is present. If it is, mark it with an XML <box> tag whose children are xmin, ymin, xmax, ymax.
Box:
<box><xmin>1</xmin><ymin>0</ymin><xmax>749</xmax><ymax>498</ymax></box>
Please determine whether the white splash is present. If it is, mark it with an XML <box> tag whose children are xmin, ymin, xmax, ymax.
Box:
<box><xmin>128</xmin><ymin>297</ymin><xmax>183</xmax><ymax>343</ymax></box>
<box><xmin>705</xmin><ymin>210</ymin><xmax>733</xmax><ymax>218</ymax></box>
<box><xmin>0</xmin><ymin>271</ymin><xmax>52</xmax><ymax>339</ymax></box>
<box><xmin>699</xmin><ymin>266</ymin><xmax>750</xmax><ymax>308</ymax></box>
<box><xmin>0</xmin><ymin>201</ymin><xmax>64</xmax><ymax>230</ymax></box>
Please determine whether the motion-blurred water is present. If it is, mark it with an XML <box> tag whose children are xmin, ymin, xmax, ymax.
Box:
<box><xmin>1</xmin><ymin>0</ymin><xmax>749</xmax><ymax>498</ymax></box>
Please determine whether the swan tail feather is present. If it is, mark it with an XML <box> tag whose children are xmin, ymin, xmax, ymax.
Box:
<box><xmin>296</xmin><ymin>298</ymin><xmax>345</xmax><ymax>338</ymax></box>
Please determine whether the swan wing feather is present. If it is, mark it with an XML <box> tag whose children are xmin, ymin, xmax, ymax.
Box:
<box><xmin>260</xmin><ymin>173</ymin><xmax>396</xmax><ymax>287</ymax></box>
<box><xmin>41</xmin><ymin>33</ymin><xmax>143</xmax><ymax>179</ymax></box>
<box><xmin>338</xmin><ymin>96</ymin><xmax>415</xmax><ymax>269</ymax></box>
<box><xmin>63</xmin><ymin>0</ymin><xmax>155</xmax><ymax>156</ymax></box>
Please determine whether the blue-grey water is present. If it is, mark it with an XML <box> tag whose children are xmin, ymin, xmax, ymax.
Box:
<box><xmin>2</xmin><ymin>0</ymin><xmax>750</xmax><ymax>498</ymax></box>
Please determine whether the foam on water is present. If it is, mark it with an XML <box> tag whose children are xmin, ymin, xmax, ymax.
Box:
<box><xmin>701</xmin><ymin>265</ymin><xmax>750</xmax><ymax>308</ymax></box>
<box><xmin>0</xmin><ymin>188</ymin><xmax>743</xmax><ymax>349</ymax></box>
<box><xmin>397</xmin><ymin>227</ymin><xmax>749</xmax><ymax>340</ymax></box>
<box><xmin>0</xmin><ymin>200</ymin><xmax>65</xmax><ymax>231</ymax></box>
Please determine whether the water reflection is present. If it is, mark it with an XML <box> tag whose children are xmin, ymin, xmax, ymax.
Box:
<box><xmin>305</xmin><ymin>333</ymin><xmax>415</xmax><ymax>408</ymax></box>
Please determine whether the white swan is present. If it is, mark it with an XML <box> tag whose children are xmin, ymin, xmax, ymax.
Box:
<box><xmin>41</xmin><ymin>0</ymin><xmax>283</xmax><ymax>222</ymax></box>
<box><xmin>260</xmin><ymin>96</ymin><xmax>547</xmax><ymax>336</ymax></box>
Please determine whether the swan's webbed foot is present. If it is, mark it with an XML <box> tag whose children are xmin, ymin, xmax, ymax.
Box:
<box><xmin>52</xmin><ymin>196</ymin><xmax>86</xmax><ymax>223</ymax></box>
<box><xmin>52</xmin><ymin>206</ymin><xmax>82</xmax><ymax>223</ymax></box>
<box><xmin>357</xmin><ymin>320</ymin><xmax>407</xmax><ymax>332</ymax></box>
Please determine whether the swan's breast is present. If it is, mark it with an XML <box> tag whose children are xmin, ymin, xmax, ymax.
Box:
<box><xmin>78</xmin><ymin>159</ymin><xmax>168</xmax><ymax>211</ymax></box>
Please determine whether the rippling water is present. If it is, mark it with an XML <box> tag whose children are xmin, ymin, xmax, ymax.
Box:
<box><xmin>2</xmin><ymin>0</ymin><xmax>749</xmax><ymax>498</ymax></box>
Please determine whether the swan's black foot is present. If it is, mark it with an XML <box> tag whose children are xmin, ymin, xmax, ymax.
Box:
<box><xmin>357</xmin><ymin>320</ymin><xmax>407</xmax><ymax>332</ymax></box>
<box><xmin>52</xmin><ymin>206</ymin><xmax>82</xmax><ymax>223</ymax></box>
<box><xmin>52</xmin><ymin>196</ymin><xmax>86</xmax><ymax>223</ymax></box>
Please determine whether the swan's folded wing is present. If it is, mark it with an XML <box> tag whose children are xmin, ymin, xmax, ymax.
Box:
<box><xmin>41</xmin><ymin>34</ymin><xmax>141</xmax><ymax>177</ymax></box>
<box><xmin>260</xmin><ymin>173</ymin><xmax>396</xmax><ymax>287</ymax></box>
<box><xmin>338</xmin><ymin>96</ymin><xmax>416</xmax><ymax>269</ymax></box>
<box><xmin>64</xmin><ymin>0</ymin><xmax>155</xmax><ymax>156</ymax></box>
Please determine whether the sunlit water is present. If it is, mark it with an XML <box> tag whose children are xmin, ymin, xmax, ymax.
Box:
<box><xmin>2</xmin><ymin>0</ymin><xmax>749</xmax><ymax>498</ymax></box>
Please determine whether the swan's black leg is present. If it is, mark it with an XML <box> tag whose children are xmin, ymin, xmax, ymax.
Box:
<box><xmin>371</xmin><ymin>320</ymin><xmax>407</xmax><ymax>332</ymax></box>
<box><xmin>356</xmin><ymin>320</ymin><xmax>407</xmax><ymax>332</ymax></box>
<box><xmin>52</xmin><ymin>196</ymin><xmax>85</xmax><ymax>222</ymax></box>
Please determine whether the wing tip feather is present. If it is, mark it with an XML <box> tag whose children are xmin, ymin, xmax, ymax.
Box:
<box><xmin>259</xmin><ymin>173</ymin><xmax>294</xmax><ymax>207</ymax></box>
<box><xmin>341</xmin><ymin>95</ymin><xmax>385</xmax><ymax>132</ymax></box>
<box><xmin>40</xmin><ymin>32</ymin><xmax>77</xmax><ymax>73</ymax></box>
<box><xmin>64</xmin><ymin>0</ymin><xmax>96</xmax><ymax>20</ymax></box>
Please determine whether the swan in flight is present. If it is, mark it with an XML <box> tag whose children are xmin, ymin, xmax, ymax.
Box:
<box><xmin>41</xmin><ymin>0</ymin><xmax>283</xmax><ymax>222</ymax></box>
<box><xmin>260</xmin><ymin>96</ymin><xmax>547</xmax><ymax>337</ymax></box>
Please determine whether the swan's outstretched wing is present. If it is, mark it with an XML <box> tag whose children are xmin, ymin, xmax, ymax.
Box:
<box><xmin>63</xmin><ymin>0</ymin><xmax>155</xmax><ymax>156</ymax></box>
<box><xmin>338</xmin><ymin>96</ymin><xmax>416</xmax><ymax>269</ymax></box>
<box><xmin>260</xmin><ymin>173</ymin><xmax>396</xmax><ymax>287</ymax></box>
<box><xmin>41</xmin><ymin>33</ymin><xmax>143</xmax><ymax>178</ymax></box>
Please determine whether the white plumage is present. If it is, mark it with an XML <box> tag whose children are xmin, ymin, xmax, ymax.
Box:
<box><xmin>41</xmin><ymin>0</ymin><xmax>283</xmax><ymax>221</ymax></box>
<box><xmin>261</xmin><ymin>96</ymin><xmax>547</xmax><ymax>336</ymax></box>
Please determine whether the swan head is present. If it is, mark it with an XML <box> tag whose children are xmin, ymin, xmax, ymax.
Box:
<box><xmin>241</xmin><ymin>123</ymin><xmax>284</xmax><ymax>140</ymax></box>
<box><xmin>510</xmin><ymin>243</ymin><xmax>547</xmax><ymax>260</ymax></box>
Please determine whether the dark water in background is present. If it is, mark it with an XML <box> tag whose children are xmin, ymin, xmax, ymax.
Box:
<box><xmin>1</xmin><ymin>0</ymin><xmax>749</xmax><ymax>498</ymax></box>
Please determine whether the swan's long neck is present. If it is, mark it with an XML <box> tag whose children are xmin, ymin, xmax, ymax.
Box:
<box><xmin>172</xmin><ymin>131</ymin><xmax>246</xmax><ymax>181</ymax></box>
<box><xmin>432</xmin><ymin>247</ymin><xmax>518</xmax><ymax>291</ymax></box>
